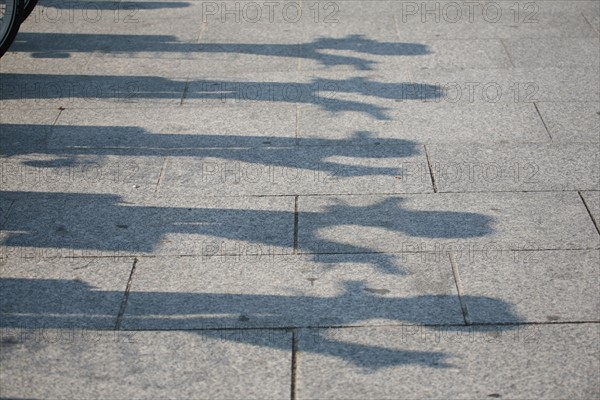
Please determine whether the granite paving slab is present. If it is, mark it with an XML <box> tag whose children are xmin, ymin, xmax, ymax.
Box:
<box><xmin>0</xmin><ymin>328</ymin><xmax>291</xmax><ymax>399</ymax></box>
<box><xmin>1</xmin><ymin>257</ymin><xmax>133</xmax><ymax>329</ymax></box>
<box><xmin>535</xmin><ymin>102</ymin><xmax>600</xmax><ymax>142</ymax></box>
<box><xmin>0</xmin><ymin>192</ymin><xmax>295</xmax><ymax>256</ymax></box>
<box><xmin>427</xmin><ymin>142</ymin><xmax>599</xmax><ymax>192</ymax></box>
<box><xmin>157</xmin><ymin>144</ymin><xmax>433</xmax><ymax>196</ymax></box>
<box><xmin>457</xmin><ymin>249</ymin><xmax>600</xmax><ymax>323</ymax></box>
<box><xmin>299</xmin><ymin>102</ymin><xmax>549</xmax><ymax>144</ymax></box>
<box><xmin>122</xmin><ymin>253</ymin><xmax>464</xmax><ymax>330</ymax></box>
<box><xmin>297</xmin><ymin>192</ymin><xmax>600</xmax><ymax>255</ymax></box>
<box><xmin>51</xmin><ymin>105</ymin><xmax>297</xmax><ymax>148</ymax></box>
<box><xmin>581</xmin><ymin>191</ymin><xmax>600</xmax><ymax>233</ymax></box>
<box><xmin>297</xmin><ymin>323</ymin><xmax>600</xmax><ymax>399</ymax></box>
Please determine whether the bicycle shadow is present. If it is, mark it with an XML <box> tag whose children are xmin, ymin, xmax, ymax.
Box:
<box><xmin>0</xmin><ymin>191</ymin><xmax>493</xmax><ymax>275</ymax></box>
<box><xmin>0</xmin><ymin>277</ymin><xmax>521</xmax><ymax>369</ymax></box>
<box><xmin>2</xmin><ymin>125</ymin><xmax>422</xmax><ymax>180</ymax></box>
<box><xmin>0</xmin><ymin>73</ymin><xmax>442</xmax><ymax>120</ymax></box>
<box><xmin>11</xmin><ymin>33</ymin><xmax>429</xmax><ymax>70</ymax></box>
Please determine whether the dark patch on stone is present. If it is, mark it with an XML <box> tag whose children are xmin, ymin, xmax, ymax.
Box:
<box><xmin>365</xmin><ymin>287</ymin><xmax>390</xmax><ymax>295</ymax></box>
<box><xmin>1</xmin><ymin>337</ymin><xmax>19</xmax><ymax>345</ymax></box>
<box><xmin>546</xmin><ymin>315</ymin><xmax>560</xmax><ymax>321</ymax></box>
<box><xmin>238</xmin><ymin>315</ymin><xmax>250</xmax><ymax>322</ymax></box>
<box><xmin>116</xmin><ymin>224</ymin><xmax>128</xmax><ymax>229</ymax></box>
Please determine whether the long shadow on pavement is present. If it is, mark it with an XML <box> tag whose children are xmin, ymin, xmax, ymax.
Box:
<box><xmin>0</xmin><ymin>73</ymin><xmax>442</xmax><ymax>119</ymax></box>
<box><xmin>0</xmin><ymin>277</ymin><xmax>521</xmax><ymax>369</ymax></box>
<box><xmin>11</xmin><ymin>33</ymin><xmax>429</xmax><ymax>71</ymax></box>
<box><xmin>1</xmin><ymin>126</ymin><xmax>422</xmax><ymax>181</ymax></box>
<box><xmin>0</xmin><ymin>191</ymin><xmax>493</xmax><ymax>275</ymax></box>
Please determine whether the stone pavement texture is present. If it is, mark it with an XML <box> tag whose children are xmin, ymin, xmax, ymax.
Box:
<box><xmin>0</xmin><ymin>0</ymin><xmax>599</xmax><ymax>398</ymax></box>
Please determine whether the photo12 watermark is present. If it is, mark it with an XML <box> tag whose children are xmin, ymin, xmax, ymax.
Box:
<box><xmin>197</xmin><ymin>81</ymin><xmax>337</xmax><ymax>104</ymax></box>
<box><xmin>30</xmin><ymin>1</ymin><xmax>140</xmax><ymax>24</ymax></box>
<box><xmin>0</xmin><ymin>161</ymin><xmax>142</xmax><ymax>185</ymax></box>
<box><xmin>0</xmin><ymin>81</ymin><xmax>141</xmax><ymax>103</ymax></box>
<box><xmin>201</xmin><ymin>1</ymin><xmax>340</xmax><ymax>23</ymax></box>
<box><xmin>397</xmin><ymin>2</ymin><xmax>539</xmax><ymax>24</ymax></box>
<box><xmin>395</xmin><ymin>82</ymin><xmax>539</xmax><ymax>103</ymax></box>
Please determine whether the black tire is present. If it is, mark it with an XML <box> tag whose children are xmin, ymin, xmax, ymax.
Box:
<box><xmin>0</xmin><ymin>0</ymin><xmax>22</xmax><ymax>58</ymax></box>
<box><xmin>21</xmin><ymin>0</ymin><xmax>37</xmax><ymax>22</ymax></box>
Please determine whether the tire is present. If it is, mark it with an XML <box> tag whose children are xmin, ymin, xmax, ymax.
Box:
<box><xmin>21</xmin><ymin>0</ymin><xmax>37</xmax><ymax>22</ymax></box>
<box><xmin>0</xmin><ymin>0</ymin><xmax>22</xmax><ymax>58</ymax></box>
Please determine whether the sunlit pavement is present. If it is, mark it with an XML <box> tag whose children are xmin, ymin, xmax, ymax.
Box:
<box><xmin>1</xmin><ymin>1</ymin><xmax>599</xmax><ymax>398</ymax></box>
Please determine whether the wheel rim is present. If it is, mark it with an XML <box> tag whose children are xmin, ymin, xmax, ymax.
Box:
<box><xmin>0</xmin><ymin>0</ymin><xmax>19</xmax><ymax>43</ymax></box>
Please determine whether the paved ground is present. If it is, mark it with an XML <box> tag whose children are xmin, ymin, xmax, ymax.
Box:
<box><xmin>1</xmin><ymin>0</ymin><xmax>599</xmax><ymax>398</ymax></box>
